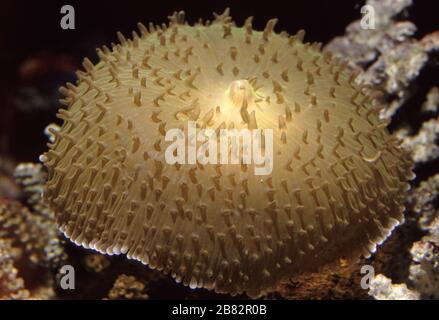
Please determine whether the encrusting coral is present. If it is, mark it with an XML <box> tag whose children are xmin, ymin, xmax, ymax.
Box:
<box><xmin>106</xmin><ymin>274</ymin><xmax>149</xmax><ymax>300</ymax></box>
<box><xmin>0</xmin><ymin>239</ymin><xmax>30</xmax><ymax>299</ymax></box>
<box><xmin>0</xmin><ymin>198</ymin><xmax>65</xmax><ymax>268</ymax></box>
<box><xmin>0</xmin><ymin>199</ymin><xmax>58</xmax><ymax>299</ymax></box>
<box><xmin>368</xmin><ymin>274</ymin><xmax>420</xmax><ymax>300</ymax></box>
<box><xmin>397</xmin><ymin>117</ymin><xmax>439</xmax><ymax>164</ymax></box>
<box><xmin>407</xmin><ymin>174</ymin><xmax>439</xmax><ymax>299</ymax></box>
<box><xmin>14</xmin><ymin>162</ymin><xmax>58</xmax><ymax>230</ymax></box>
<box><xmin>326</xmin><ymin>0</ymin><xmax>439</xmax><ymax>300</ymax></box>
<box><xmin>327</xmin><ymin>0</ymin><xmax>427</xmax><ymax>121</ymax></box>
<box><xmin>41</xmin><ymin>8</ymin><xmax>413</xmax><ymax>297</ymax></box>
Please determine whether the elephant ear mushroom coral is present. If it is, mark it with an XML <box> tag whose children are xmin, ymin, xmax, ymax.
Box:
<box><xmin>41</xmin><ymin>9</ymin><xmax>414</xmax><ymax>298</ymax></box>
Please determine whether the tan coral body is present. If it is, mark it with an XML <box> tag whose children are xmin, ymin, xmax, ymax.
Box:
<box><xmin>43</xmin><ymin>10</ymin><xmax>413</xmax><ymax>297</ymax></box>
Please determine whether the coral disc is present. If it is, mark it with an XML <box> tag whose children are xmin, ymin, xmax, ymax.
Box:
<box><xmin>43</xmin><ymin>9</ymin><xmax>413</xmax><ymax>297</ymax></box>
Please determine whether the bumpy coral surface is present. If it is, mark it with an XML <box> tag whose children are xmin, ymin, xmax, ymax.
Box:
<box><xmin>42</xmin><ymin>10</ymin><xmax>413</xmax><ymax>297</ymax></box>
<box><xmin>0</xmin><ymin>239</ymin><xmax>30</xmax><ymax>299</ymax></box>
<box><xmin>0</xmin><ymin>198</ymin><xmax>64</xmax><ymax>268</ymax></box>
<box><xmin>0</xmin><ymin>199</ymin><xmax>58</xmax><ymax>299</ymax></box>
<box><xmin>106</xmin><ymin>274</ymin><xmax>149</xmax><ymax>300</ymax></box>
<box><xmin>368</xmin><ymin>274</ymin><xmax>420</xmax><ymax>300</ymax></box>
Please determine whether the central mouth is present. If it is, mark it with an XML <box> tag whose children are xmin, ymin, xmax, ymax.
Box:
<box><xmin>226</xmin><ymin>79</ymin><xmax>255</xmax><ymax>108</ymax></box>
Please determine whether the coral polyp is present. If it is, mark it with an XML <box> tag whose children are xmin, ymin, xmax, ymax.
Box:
<box><xmin>42</xmin><ymin>9</ymin><xmax>413</xmax><ymax>297</ymax></box>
